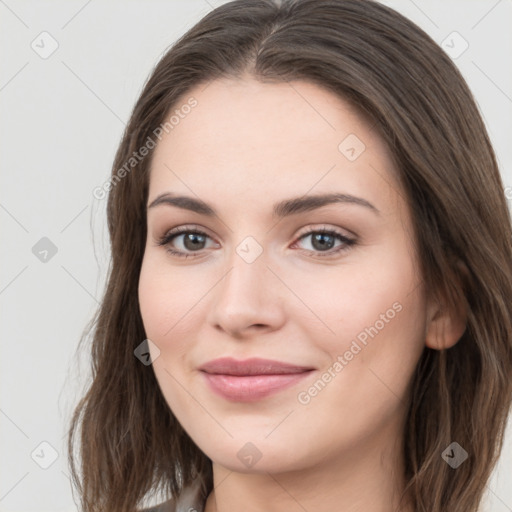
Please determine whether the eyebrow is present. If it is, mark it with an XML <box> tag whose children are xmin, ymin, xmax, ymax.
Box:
<box><xmin>147</xmin><ymin>192</ymin><xmax>380</xmax><ymax>217</ymax></box>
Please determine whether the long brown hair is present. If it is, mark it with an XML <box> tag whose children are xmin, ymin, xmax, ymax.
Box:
<box><xmin>67</xmin><ymin>1</ymin><xmax>512</xmax><ymax>510</ymax></box>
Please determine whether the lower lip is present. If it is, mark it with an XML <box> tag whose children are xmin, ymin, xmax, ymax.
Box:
<box><xmin>202</xmin><ymin>371</ymin><xmax>313</xmax><ymax>402</ymax></box>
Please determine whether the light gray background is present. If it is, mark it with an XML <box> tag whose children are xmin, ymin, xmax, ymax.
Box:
<box><xmin>1</xmin><ymin>1</ymin><xmax>511</xmax><ymax>511</ymax></box>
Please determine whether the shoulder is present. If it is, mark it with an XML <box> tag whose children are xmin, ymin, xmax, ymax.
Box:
<box><xmin>139</xmin><ymin>480</ymin><xmax>206</xmax><ymax>512</ymax></box>
<box><xmin>139</xmin><ymin>498</ymin><xmax>177</xmax><ymax>512</ymax></box>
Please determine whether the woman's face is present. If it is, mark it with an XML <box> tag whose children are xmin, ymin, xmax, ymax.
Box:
<box><xmin>138</xmin><ymin>77</ymin><xmax>429</xmax><ymax>474</ymax></box>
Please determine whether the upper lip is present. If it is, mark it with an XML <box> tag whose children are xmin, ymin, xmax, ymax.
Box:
<box><xmin>199</xmin><ymin>357</ymin><xmax>315</xmax><ymax>376</ymax></box>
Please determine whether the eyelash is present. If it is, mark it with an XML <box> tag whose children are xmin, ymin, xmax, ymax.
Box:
<box><xmin>156</xmin><ymin>225</ymin><xmax>357</xmax><ymax>259</ymax></box>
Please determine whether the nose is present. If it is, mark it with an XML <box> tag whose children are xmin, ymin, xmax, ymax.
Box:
<box><xmin>206</xmin><ymin>247</ymin><xmax>286</xmax><ymax>339</ymax></box>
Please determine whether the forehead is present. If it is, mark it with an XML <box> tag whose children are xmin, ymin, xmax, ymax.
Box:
<box><xmin>154</xmin><ymin>77</ymin><xmax>378</xmax><ymax>157</ymax></box>
<box><xmin>148</xmin><ymin>77</ymin><xmax>398</xmax><ymax>213</ymax></box>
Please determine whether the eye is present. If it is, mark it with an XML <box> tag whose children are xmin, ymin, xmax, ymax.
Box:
<box><xmin>156</xmin><ymin>225</ymin><xmax>357</xmax><ymax>259</ymax></box>
<box><xmin>157</xmin><ymin>226</ymin><xmax>217</xmax><ymax>258</ymax></box>
<box><xmin>292</xmin><ymin>227</ymin><xmax>356</xmax><ymax>258</ymax></box>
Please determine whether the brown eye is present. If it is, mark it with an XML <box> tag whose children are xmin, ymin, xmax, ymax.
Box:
<box><xmin>294</xmin><ymin>229</ymin><xmax>356</xmax><ymax>257</ymax></box>
<box><xmin>157</xmin><ymin>227</ymin><xmax>216</xmax><ymax>258</ymax></box>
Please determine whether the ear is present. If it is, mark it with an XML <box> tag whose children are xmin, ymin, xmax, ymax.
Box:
<box><xmin>425</xmin><ymin>262</ymin><xmax>468</xmax><ymax>350</ymax></box>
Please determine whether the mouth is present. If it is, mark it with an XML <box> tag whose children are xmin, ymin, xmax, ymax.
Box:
<box><xmin>199</xmin><ymin>357</ymin><xmax>315</xmax><ymax>402</ymax></box>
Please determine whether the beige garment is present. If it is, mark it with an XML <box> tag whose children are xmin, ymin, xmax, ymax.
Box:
<box><xmin>141</xmin><ymin>477</ymin><xmax>207</xmax><ymax>512</ymax></box>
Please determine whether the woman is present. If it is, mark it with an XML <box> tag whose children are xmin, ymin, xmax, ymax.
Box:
<box><xmin>67</xmin><ymin>1</ymin><xmax>512</xmax><ymax>511</ymax></box>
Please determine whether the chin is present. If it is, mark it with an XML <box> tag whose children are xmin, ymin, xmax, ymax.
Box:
<box><xmin>195</xmin><ymin>434</ymin><xmax>314</xmax><ymax>475</ymax></box>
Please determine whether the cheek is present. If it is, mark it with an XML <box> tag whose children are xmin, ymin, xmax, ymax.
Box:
<box><xmin>289</xmin><ymin>261</ymin><xmax>425</xmax><ymax>454</ymax></box>
<box><xmin>289</xmin><ymin>243</ymin><xmax>426</xmax><ymax>422</ymax></box>
<box><xmin>138</xmin><ymin>255</ymin><xmax>201</xmax><ymax>410</ymax></box>
<box><xmin>311</xmin><ymin>247</ymin><xmax>426</xmax><ymax>407</ymax></box>
<box><xmin>281</xmin><ymin>243</ymin><xmax>424</xmax><ymax>354</ymax></box>
<box><xmin>138</xmin><ymin>253</ymin><xmax>206</xmax><ymax>343</ymax></box>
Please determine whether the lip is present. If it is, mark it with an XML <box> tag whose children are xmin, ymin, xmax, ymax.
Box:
<box><xmin>199</xmin><ymin>357</ymin><xmax>315</xmax><ymax>402</ymax></box>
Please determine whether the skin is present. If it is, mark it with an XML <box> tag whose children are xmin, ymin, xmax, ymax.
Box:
<box><xmin>138</xmin><ymin>77</ymin><xmax>466</xmax><ymax>512</ymax></box>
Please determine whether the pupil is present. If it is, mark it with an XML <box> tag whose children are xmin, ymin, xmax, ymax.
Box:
<box><xmin>185</xmin><ymin>233</ymin><xmax>205</xmax><ymax>250</ymax></box>
<box><xmin>312</xmin><ymin>233</ymin><xmax>334</xmax><ymax>251</ymax></box>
